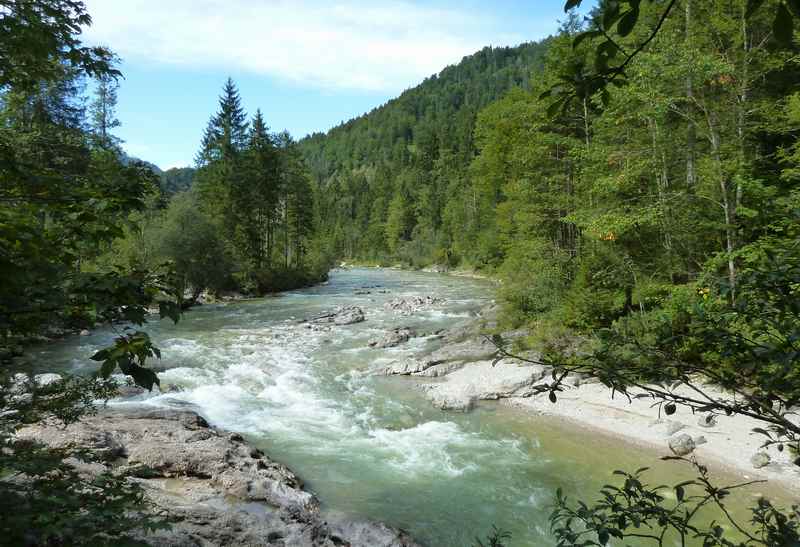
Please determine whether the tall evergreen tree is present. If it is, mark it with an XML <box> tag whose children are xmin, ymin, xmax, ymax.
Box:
<box><xmin>238</xmin><ymin>109</ymin><xmax>280</xmax><ymax>269</ymax></box>
<box><xmin>88</xmin><ymin>72</ymin><xmax>121</xmax><ymax>148</ymax></box>
<box><xmin>195</xmin><ymin>77</ymin><xmax>248</xmax><ymax>164</ymax></box>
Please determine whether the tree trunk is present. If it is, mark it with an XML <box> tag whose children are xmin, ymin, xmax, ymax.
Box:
<box><xmin>708</xmin><ymin>115</ymin><xmax>737</xmax><ymax>299</ymax></box>
<box><xmin>685</xmin><ymin>0</ymin><xmax>696</xmax><ymax>188</ymax></box>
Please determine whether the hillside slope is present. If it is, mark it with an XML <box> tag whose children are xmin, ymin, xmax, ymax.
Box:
<box><xmin>299</xmin><ymin>40</ymin><xmax>550</xmax><ymax>264</ymax></box>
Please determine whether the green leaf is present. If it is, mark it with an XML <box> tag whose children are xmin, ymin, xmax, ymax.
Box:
<box><xmin>788</xmin><ymin>0</ymin><xmax>800</xmax><ymax>17</ymax></box>
<box><xmin>99</xmin><ymin>359</ymin><xmax>116</xmax><ymax>379</ymax></box>
<box><xmin>773</xmin><ymin>3</ymin><xmax>794</xmax><ymax>45</ymax></box>
<box><xmin>491</xmin><ymin>333</ymin><xmax>505</xmax><ymax>348</ymax></box>
<box><xmin>90</xmin><ymin>348</ymin><xmax>110</xmax><ymax>361</ymax></box>
<box><xmin>564</xmin><ymin>0</ymin><xmax>582</xmax><ymax>11</ymax></box>
<box><xmin>549</xmin><ymin>391</ymin><xmax>558</xmax><ymax>403</ymax></box>
<box><xmin>158</xmin><ymin>300</ymin><xmax>181</xmax><ymax>324</ymax></box>
<box><xmin>127</xmin><ymin>364</ymin><xmax>160</xmax><ymax>391</ymax></box>
<box><xmin>617</xmin><ymin>8</ymin><xmax>639</xmax><ymax>37</ymax></box>
<box><xmin>664</xmin><ymin>402</ymin><xmax>676</xmax><ymax>415</ymax></box>
<box><xmin>675</xmin><ymin>485</ymin><xmax>685</xmax><ymax>501</ymax></box>
<box><xmin>603</xmin><ymin>1</ymin><xmax>622</xmax><ymax>30</ymax></box>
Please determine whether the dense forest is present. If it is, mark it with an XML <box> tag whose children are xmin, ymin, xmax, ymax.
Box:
<box><xmin>298</xmin><ymin>40</ymin><xmax>550</xmax><ymax>263</ymax></box>
<box><xmin>303</xmin><ymin>2</ymin><xmax>800</xmax><ymax>331</ymax></box>
<box><xmin>105</xmin><ymin>77</ymin><xmax>330</xmax><ymax>300</ymax></box>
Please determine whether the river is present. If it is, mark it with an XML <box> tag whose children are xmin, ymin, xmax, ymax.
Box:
<box><xmin>24</xmin><ymin>268</ymin><xmax>768</xmax><ymax>546</ymax></box>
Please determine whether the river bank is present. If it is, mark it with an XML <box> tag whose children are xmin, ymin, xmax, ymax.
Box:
<box><xmin>378</xmin><ymin>301</ymin><xmax>800</xmax><ymax>495</ymax></box>
<box><xmin>15</xmin><ymin>402</ymin><xmax>418</xmax><ymax>546</ymax></box>
<box><xmin>336</xmin><ymin>261</ymin><xmax>497</xmax><ymax>283</ymax></box>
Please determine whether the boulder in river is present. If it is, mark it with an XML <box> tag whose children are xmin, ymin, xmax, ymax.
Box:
<box><xmin>379</xmin><ymin>358</ymin><xmax>430</xmax><ymax>375</ymax></box>
<box><xmin>303</xmin><ymin>306</ymin><xmax>366</xmax><ymax>326</ymax></box>
<box><xmin>34</xmin><ymin>373</ymin><xmax>63</xmax><ymax>387</ymax></box>
<box><xmin>383</xmin><ymin>296</ymin><xmax>444</xmax><ymax>316</ymax></box>
<box><xmin>333</xmin><ymin>306</ymin><xmax>365</xmax><ymax>325</ymax></box>
<box><xmin>421</xmin><ymin>361</ymin><xmax>546</xmax><ymax>411</ymax></box>
<box><xmin>16</xmin><ymin>406</ymin><xmax>420</xmax><ymax>547</ymax></box>
<box><xmin>369</xmin><ymin>328</ymin><xmax>416</xmax><ymax>349</ymax></box>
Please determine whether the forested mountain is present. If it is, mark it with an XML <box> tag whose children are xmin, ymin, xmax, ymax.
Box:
<box><xmin>303</xmin><ymin>6</ymin><xmax>800</xmax><ymax>332</ymax></box>
<box><xmin>299</xmin><ymin>40</ymin><xmax>550</xmax><ymax>262</ymax></box>
<box><xmin>160</xmin><ymin>166</ymin><xmax>195</xmax><ymax>195</ymax></box>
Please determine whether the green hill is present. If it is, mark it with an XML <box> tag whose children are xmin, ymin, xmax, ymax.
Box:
<box><xmin>298</xmin><ymin>40</ymin><xmax>550</xmax><ymax>264</ymax></box>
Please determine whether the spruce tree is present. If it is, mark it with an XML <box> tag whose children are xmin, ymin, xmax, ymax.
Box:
<box><xmin>230</xmin><ymin>109</ymin><xmax>281</xmax><ymax>271</ymax></box>
<box><xmin>89</xmin><ymin>73</ymin><xmax>121</xmax><ymax>148</ymax></box>
<box><xmin>196</xmin><ymin>77</ymin><xmax>248</xmax><ymax>163</ymax></box>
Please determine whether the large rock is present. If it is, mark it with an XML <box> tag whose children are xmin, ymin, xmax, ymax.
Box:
<box><xmin>420</xmin><ymin>337</ymin><xmax>498</xmax><ymax>366</ymax></box>
<box><xmin>413</xmin><ymin>361</ymin><xmax>467</xmax><ymax>378</ymax></box>
<box><xmin>369</xmin><ymin>328</ymin><xmax>416</xmax><ymax>349</ymax></box>
<box><xmin>16</xmin><ymin>406</ymin><xmax>419</xmax><ymax>547</ymax></box>
<box><xmin>333</xmin><ymin>307</ymin><xmax>365</xmax><ymax>325</ymax></box>
<box><xmin>668</xmin><ymin>433</ymin><xmax>696</xmax><ymax>456</ymax></box>
<box><xmin>34</xmin><ymin>373</ymin><xmax>63</xmax><ymax>387</ymax></box>
<box><xmin>377</xmin><ymin>336</ymin><xmax>506</xmax><ymax>377</ymax></box>
<box><xmin>751</xmin><ymin>452</ymin><xmax>771</xmax><ymax>469</ymax></box>
<box><xmin>383</xmin><ymin>296</ymin><xmax>444</xmax><ymax>316</ymax></box>
<box><xmin>422</xmin><ymin>361</ymin><xmax>546</xmax><ymax>411</ymax></box>
<box><xmin>304</xmin><ymin>306</ymin><xmax>366</xmax><ymax>326</ymax></box>
<box><xmin>379</xmin><ymin>358</ymin><xmax>430</xmax><ymax>376</ymax></box>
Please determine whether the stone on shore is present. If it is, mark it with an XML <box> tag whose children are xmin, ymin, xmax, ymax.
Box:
<box><xmin>422</xmin><ymin>361</ymin><xmax>545</xmax><ymax>411</ymax></box>
<box><xmin>668</xmin><ymin>433</ymin><xmax>696</xmax><ymax>456</ymax></box>
<box><xmin>751</xmin><ymin>452</ymin><xmax>771</xmax><ymax>469</ymax></box>
<box><xmin>16</xmin><ymin>406</ymin><xmax>420</xmax><ymax>547</ymax></box>
<box><xmin>698</xmin><ymin>414</ymin><xmax>717</xmax><ymax>428</ymax></box>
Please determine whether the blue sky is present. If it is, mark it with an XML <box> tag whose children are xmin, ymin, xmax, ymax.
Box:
<box><xmin>82</xmin><ymin>1</ymin><xmax>594</xmax><ymax>169</ymax></box>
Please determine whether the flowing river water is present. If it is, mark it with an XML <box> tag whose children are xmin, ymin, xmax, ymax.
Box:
<box><xmin>25</xmin><ymin>268</ymin><xmax>778</xmax><ymax>546</ymax></box>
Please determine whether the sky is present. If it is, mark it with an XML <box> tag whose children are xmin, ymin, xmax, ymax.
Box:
<box><xmin>81</xmin><ymin>1</ymin><xmax>594</xmax><ymax>170</ymax></box>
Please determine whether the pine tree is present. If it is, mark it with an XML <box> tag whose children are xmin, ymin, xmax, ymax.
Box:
<box><xmin>196</xmin><ymin>77</ymin><xmax>248</xmax><ymax>163</ymax></box>
<box><xmin>89</xmin><ymin>73</ymin><xmax>121</xmax><ymax>148</ymax></box>
<box><xmin>238</xmin><ymin>109</ymin><xmax>280</xmax><ymax>269</ymax></box>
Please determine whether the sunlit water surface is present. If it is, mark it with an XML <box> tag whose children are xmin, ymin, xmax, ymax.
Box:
<box><xmin>26</xmin><ymin>269</ymin><xmax>778</xmax><ymax>546</ymax></box>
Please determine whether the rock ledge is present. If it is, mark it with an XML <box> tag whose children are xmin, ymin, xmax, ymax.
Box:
<box><xmin>17</xmin><ymin>405</ymin><xmax>418</xmax><ymax>547</ymax></box>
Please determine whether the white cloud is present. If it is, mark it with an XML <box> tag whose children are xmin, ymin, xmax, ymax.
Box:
<box><xmin>82</xmin><ymin>0</ymin><xmax>524</xmax><ymax>92</ymax></box>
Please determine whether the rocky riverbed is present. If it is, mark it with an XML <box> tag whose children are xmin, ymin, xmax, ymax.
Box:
<box><xmin>17</xmin><ymin>404</ymin><xmax>418</xmax><ymax>547</ymax></box>
<box><xmin>371</xmin><ymin>303</ymin><xmax>800</xmax><ymax>492</ymax></box>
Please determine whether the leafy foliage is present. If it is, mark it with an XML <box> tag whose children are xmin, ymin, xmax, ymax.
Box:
<box><xmin>551</xmin><ymin>458</ymin><xmax>799</xmax><ymax>546</ymax></box>
<box><xmin>0</xmin><ymin>3</ymin><xmax>182</xmax><ymax>543</ymax></box>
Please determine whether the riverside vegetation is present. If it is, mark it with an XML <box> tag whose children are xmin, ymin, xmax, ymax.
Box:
<box><xmin>1</xmin><ymin>0</ymin><xmax>800</xmax><ymax>545</ymax></box>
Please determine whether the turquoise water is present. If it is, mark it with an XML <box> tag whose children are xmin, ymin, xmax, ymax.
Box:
<box><xmin>25</xmin><ymin>268</ymin><xmax>775</xmax><ymax>546</ymax></box>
